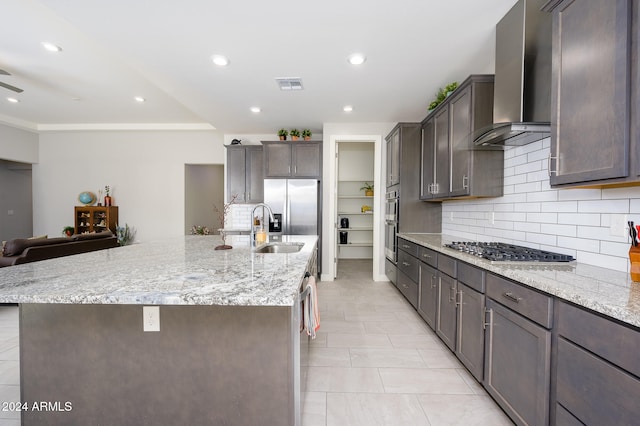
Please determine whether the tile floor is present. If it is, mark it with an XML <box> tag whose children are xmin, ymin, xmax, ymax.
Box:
<box><xmin>301</xmin><ymin>259</ymin><xmax>513</xmax><ymax>426</ymax></box>
<box><xmin>0</xmin><ymin>259</ymin><xmax>512</xmax><ymax>425</ymax></box>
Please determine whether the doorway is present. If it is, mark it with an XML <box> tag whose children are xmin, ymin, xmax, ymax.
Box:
<box><xmin>334</xmin><ymin>141</ymin><xmax>376</xmax><ymax>279</ymax></box>
<box><xmin>184</xmin><ymin>164</ymin><xmax>224</xmax><ymax>235</ymax></box>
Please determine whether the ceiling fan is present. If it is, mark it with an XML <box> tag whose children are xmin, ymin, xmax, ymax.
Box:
<box><xmin>0</xmin><ymin>69</ymin><xmax>24</xmax><ymax>93</ymax></box>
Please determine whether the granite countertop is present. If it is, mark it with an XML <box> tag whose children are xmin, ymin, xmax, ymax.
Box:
<box><xmin>0</xmin><ymin>235</ymin><xmax>318</xmax><ymax>307</ymax></box>
<box><xmin>398</xmin><ymin>233</ymin><xmax>640</xmax><ymax>329</ymax></box>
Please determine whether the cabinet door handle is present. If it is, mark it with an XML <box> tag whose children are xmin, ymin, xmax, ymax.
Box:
<box><xmin>449</xmin><ymin>286</ymin><xmax>455</xmax><ymax>303</ymax></box>
<box><xmin>431</xmin><ymin>275</ymin><xmax>437</xmax><ymax>289</ymax></box>
<box><xmin>402</xmin><ymin>283</ymin><xmax>409</xmax><ymax>289</ymax></box>
<box><xmin>288</xmin><ymin>165</ymin><xmax>291</xmax><ymax>174</ymax></box>
<box><xmin>548</xmin><ymin>153</ymin><xmax>557</xmax><ymax>176</ymax></box>
<box><xmin>294</xmin><ymin>165</ymin><xmax>297</xmax><ymax>174</ymax></box>
<box><xmin>462</xmin><ymin>175</ymin><xmax>469</xmax><ymax>190</ymax></box>
<box><xmin>402</xmin><ymin>244</ymin><xmax>411</xmax><ymax>249</ymax></box>
<box><xmin>455</xmin><ymin>290</ymin><xmax>462</xmax><ymax>307</ymax></box>
<box><xmin>503</xmin><ymin>292</ymin><xmax>523</xmax><ymax>303</ymax></box>
<box><xmin>402</xmin><ymin>261</ymin><xmax>410</xmax><ymax>267</ymax></box>
<box><xmin>482</xmin><ymin>307</ymin><xmax>492</xmax><ymax>330</ymax></box>
<box><xmin>247</xmin><ymin>192</ymin><xmax>251</xmax><ymax>201</ymax></box>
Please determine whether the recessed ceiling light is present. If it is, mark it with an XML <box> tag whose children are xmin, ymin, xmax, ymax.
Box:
<box><xmin>212</xmin><ymin>55</ymin><xmax>230</xmax><ymax>67</ymax></box>
<box><xmin>348</xmin><ymin>54</ymin><xmax>366</xmax><ymax>65</ymax></box>
<box><xmin>7</xmin><ymin>97</ymin><xmax>19</xmax><ymax>103</ymax></box>
<box><xmin>134</xmin><ymin>96</ymin><xmax>145</xmax><ymax>103</ymax></box>
<box><xmin>250</xmin><ymin>106</ymin><xmax>261</xmax><ymax>113</ymax></box>
<box><xmin>343</xmin><ymin>105</ymin><xmax>353</xmax><ymax>112</ymax></box>
<box><xmin>42</xmin><ymin>42</ymin><xmax>62</xmax><ymax>52</ymax></box>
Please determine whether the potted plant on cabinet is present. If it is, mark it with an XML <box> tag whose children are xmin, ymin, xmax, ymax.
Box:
<box><xmin>360</xmin><ymin>182</ymin><xmax>374</xmax><ymax>197</ymax></box>
<box><xmin>62</xmin><ymin>226</ymin><xmax>74</xmax><ymax>237</ymax></box>
<box><xmin>290</xmin><ymin>128</ymin><xmax>301</xmax><ymax>140</ymax></box>
<box><xmin>278</xmin><ymin>128</ymin><xmax>288</xmax><ymax>141</ymax></box>
<box><xmin>302</xmin><ymin>129</ymin><xmax>312</xmax><ymax>140</ymax></box>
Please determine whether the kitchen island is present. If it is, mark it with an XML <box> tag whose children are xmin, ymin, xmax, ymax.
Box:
<box><xmin>0</xmin><ymin>235</ymin><xmax>318</xmax><ymax>425</ymax></box>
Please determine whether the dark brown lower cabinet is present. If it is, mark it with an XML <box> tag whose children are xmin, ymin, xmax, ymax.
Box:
<box><xmin>554</xmin><ymin>301</ymin><xmax>640</xmax><ymax>425</ymax></box>
<box><xmin>417</xmin><ymin>262</ymin><xmax>438</xmax><ymax>330</ymax></box>
<box><xmin>397</xmin><ymin>270</ymin><xmax>418</xmax><ymax>309</ymax></box>
<box><xmin>456</xmin><ymin>283</ymin><xmax>485</xmax><ymax>381</ymax></box>
<box><xmin>484</xmin><ymin>299</ymin><xmax>551</xmax><ymax>426</ymax></box>
<box><xmin>436</xmin><ymin>272</ymin><xmax>457</xmax><ymax>351</ymax></box>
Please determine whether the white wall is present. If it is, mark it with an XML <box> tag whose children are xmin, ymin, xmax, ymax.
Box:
<box><xmin>34</xmin><ymin>130</ymin><xmax>224</xmax><ymax>242</ymax></box>
<box><xmin>442</xmin><ymin>138</ymin><xmax>640</xmax><ymax>273</ymax></box>
<box><xmin>0</xmin><ymin>123</ymin><xmax>38</xmax><ymax>164</ymax></box>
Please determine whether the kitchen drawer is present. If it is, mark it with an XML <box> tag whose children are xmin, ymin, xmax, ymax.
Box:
<box><xmin>556</xmin><ymin>337</ymin><xmax>640</xmax><ymax>425</ymax></box>
<box><xmin>418</xmin><ymin>246</ymin><xmax>437</xmax><ymax>268</ymax></box>
<box><xmin>397</xmin><ymin>249</ymin><xmax>419</xmax><ymax>283</ymax></box>
<box><xmin>385</xmin><ymin>258</ymin><xmax>397</xmax><ymax>285</ymax></box>
<box><xmin>397</xmin><ymin>238</ymin><xmax>419</xmax><ymax>257</ymax></box>
<box><xmin>457</xmin><ymin>262</ymin><xmax>484</xmax><ymax>293</ymax></box>
<box><xmin>438</xmin><ymin>254</ymin><xmax>456</xmax><ymax>278</ymax></box>
<box><xmin>397</xmin><ymin>270</ymin><xmax>418</xmax><ymax>309</ymax></box>
<box><xmin>557</xmin><ymin>301</ymin><xmax>640</xmax><ymax>378</ymax></box>
<box><xmin>486</xmin><ymin>273</ymin><xmax>553</xmax><ymax>329</ymax></box>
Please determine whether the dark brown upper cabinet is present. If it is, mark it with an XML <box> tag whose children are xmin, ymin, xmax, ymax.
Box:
<box><xmin>545</xmin><ymin>0</ymin><xmax>637</xmax><ymax>187</ymax></box>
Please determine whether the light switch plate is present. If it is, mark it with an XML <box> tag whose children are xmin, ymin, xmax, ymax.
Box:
<box><xmin>610</xmin><ymin>214</ymin><xmax>627</xmax><ymax>238</ymax></box>
<box><xmin>143</xmin><ymin>306</ymin><xmax>160</xmax><ymax>332</ymax></box>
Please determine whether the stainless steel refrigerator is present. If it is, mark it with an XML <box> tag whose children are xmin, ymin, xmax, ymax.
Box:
<box><xmin>264</xmin><ymin>179</ymin><xmax>322</xmax><ymax>271</ymax></box>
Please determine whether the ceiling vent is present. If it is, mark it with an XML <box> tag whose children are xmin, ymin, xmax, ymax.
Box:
<box><xmin>275</xmin><ymin>78</ymin><xmax>304</xmax><ymax>91</ymax></box>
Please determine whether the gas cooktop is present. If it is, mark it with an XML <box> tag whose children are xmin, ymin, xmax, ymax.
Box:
<box><xmin>444</xmin><ymin>241</ymin><xmax>575</xmax><ymax>262</ymax></box>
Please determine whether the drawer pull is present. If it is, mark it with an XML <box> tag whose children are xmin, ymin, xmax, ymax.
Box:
<box><xmin>503</xmin><ymin>292</ymin><xmax>522</xmax><ymax>303</ymax></box>
<box><xmin>402</xmin><ymin>244</ymin><xmax>410</xmax><ymax>249</ymax></box>
<box><xmin>402</xmin><ymin>261</ymin><xmax>410</xmax><ymax>267</ymax></box>
<box><xmin>402</xmin><ymin>284</ymin><xmax>408</xmax><ymax>289</ymax></box>
<box><xmin>422</xmin><ymin>253</ymin><xmax>432</xmax><ymax>259</ymax></box>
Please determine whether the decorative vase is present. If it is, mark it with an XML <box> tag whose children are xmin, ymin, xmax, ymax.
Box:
<box><xmin>104</xmin><ymin>195</ymin><xmax>112</xmax><ymax>206</ymax></box>
<box><xmin>365</xmin><ymin>190</ymin><xmax>373</xmax><ymax>197</ymax></box>
<box><xmin>279</xmin><ymin>136</ymin><xmax>286</xmax><ymax>141</ymax></box>
<box><xmin>304</xmin><ymin>136</ymin><xmax>311</xmax><ymax>141</ymax></box>
<box><xmin>629</xmin><ymin>246</ymin><xmax>640</xmax><ymax>282</ymax></box>
<box><xmin>291</xmin><ymin>136</ymin><xmax>299</xmax><ymax>141</ymax></box>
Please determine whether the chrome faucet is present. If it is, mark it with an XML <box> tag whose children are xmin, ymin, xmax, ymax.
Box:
<box><xmin>250</xmin><ymin>203</ymin><xmax>275</xmax><ymax>246</ymax></box>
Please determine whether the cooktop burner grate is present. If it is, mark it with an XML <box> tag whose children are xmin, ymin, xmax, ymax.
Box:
<box><xmin>444</xmin><ymin>242</ymin><xmax>575</xmax><ymax>262</ymax></box>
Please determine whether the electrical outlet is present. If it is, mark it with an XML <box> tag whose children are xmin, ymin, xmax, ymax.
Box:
<box><xmin>143</xmin><ymin>306</ymin><xmax>160</xmax><ymax>332</ymax></box>
<box><xmin>610</xmin><ymin>214</ymin><xmax>628</xmax><ymax>238</ymax></box>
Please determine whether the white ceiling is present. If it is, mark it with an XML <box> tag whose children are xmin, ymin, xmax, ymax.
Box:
<box><xmin>0</xmin><ymin>0</ymin><xmax>518</xmax><ymax>134</ymax></box>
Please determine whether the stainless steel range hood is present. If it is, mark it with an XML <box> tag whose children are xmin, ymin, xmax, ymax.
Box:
<box><xmin>474</xmin><ymin>0</ymin><xmax>551</xmax><ymax>148</ymax></box>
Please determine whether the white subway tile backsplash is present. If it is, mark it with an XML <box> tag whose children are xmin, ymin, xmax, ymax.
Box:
<box><xmin>514</xmin><ymin>181</ymin><xmax>541</xmax><ymax>194</ymax></box>
<box><xmin>514</xmin><ymin>160</ymin><xmax>543</xmax><ymax>175</ymax></box>
<box><xmin>526</xmin><ymin>232</ymin><xmax>556</xmax><ymax>246</ymax></box>
<box><xmin>540</xmin><ymin>223</ymin><xmax>577</xmax><ymax>238</ymax></box>
<box><xmin>527</xmin><ymin>170</ymin><xmax>551</xmax><ymax>183</ymax></box>
<box><xmin>557</xmin><ymin>236</ymin><xmax>600</xmax><ymax>253</ymax></box>
<box><xmin>526</xmin><ymin>190</ymin><xmax>558</xmax><ymax>203</ymax></box>
<box><xmin>577</xmin><ymin>225</ymin><xmax>628</xmax><ymax>243</ymax></box>
<box><xmin>514</xmin><ymin>202</ymin><xmax>541</xmax><ymax>213</ymax></box>
<box><xmin>504</xmin><ymin>173</ymin><xmax>527</xmax><ymax>186</ymax></box>
<box><xmin>575</xmin><ymin>251</ymin><xmax>628</xmax><ymax>272</ymax></box>
<box><xmin>526</xmin><ymin>212</ymin><xmax>558</xmax><ymax>224</ymax></box>
<box><xmin>600</xmin><ymin>240</ymin><xmax>632</xmax><ymax>258</ymax></box>
<box><xmin>578</xmin><ymin>199</ymin><xmax>629</xmax><ymax>213</ymax></box>
<box><xmin>557</xmin><ymin>213</ymin><xmax>601</xmax><ymax>226</ymax></box>
<box><xmin>540</xmin><ymin>201</ymin><xmax>578</xmax><ymax>213</ymax></box>
<box><xmin>602</xmin><ymin>186</ymin><xmax>640</xmax><ymax>200</ymax></box>
<box><xmin>557</xmin><ymin>188</ymin><xmax>601</xmax><ymax>201</ymax></box>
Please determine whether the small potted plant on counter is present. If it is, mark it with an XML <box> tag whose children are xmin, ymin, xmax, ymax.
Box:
<box><xmin>360</xmin><ymin>182</ymin><xmax>374</xmax><ymax>197</ymax></box>
<box><xmin>278</xmin><ymin>128</ymin><xmax>288</xmax><ymax>141</ymax></box>
<box><xmin>290</xmin><ymin>128</ymin><xmax>301</xmax><ymax>140</ymax></box>
<box><xmin>302</xmin><ymin>129</ymin><xmax>312</xmax><ymax>140</ymax></box>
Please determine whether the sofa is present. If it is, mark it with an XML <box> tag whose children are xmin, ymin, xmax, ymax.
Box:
<box><xmin>0</xmin><ymin>231</ymin><xmax>119</xmax><ymax>267</ymax></box>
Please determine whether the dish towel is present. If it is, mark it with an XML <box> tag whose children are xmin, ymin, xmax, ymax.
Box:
<box><xmin>305</xmin><ymin>276</ymin><xmax>320</xmax><ymax>339</ymax></box>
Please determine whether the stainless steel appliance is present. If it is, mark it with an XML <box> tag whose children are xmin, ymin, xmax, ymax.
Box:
<box><xmin>384</xmin><ymin>189</ymin><xmax>399</xmax><ymax>262</ymax></box>
<box><xmin>264</xmin><ymin>180</ymin><xmax>321</xmax><ymax>271</ymax></box>
<box><xmin>444</xmin><ymin>242</ymin><xmax>574</xmax><ymax>262</ymax></box>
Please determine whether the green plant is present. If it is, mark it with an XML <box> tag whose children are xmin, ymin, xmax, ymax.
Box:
<box><xmin>428</xmin><ymin>81</ymin><xmax>459</xmax><ymax>111</ymax></box>
<box><xmin>62</xmin><ymin>226</ymin><xmax>74</xmax><ymax>237</ymax></box>
<box><xmin>360</xmin><ymin>182</ymin><xmax>374</xmax><ymax>191</ymax></box>
<box><xmin>277</xmin><ymin>128</ymin><xmax>288</xmax><ymax>137</ymax></box>
<box><xmin>190</xmin><ymin>225</ymin><xmax>210</xmax><ymax>235</ymax></box>
<box><xmin>116</xmin><ymin>223</ymin><xmax>136</xmax><ymax>246</ymax></box>
<box><xmin>290</xmin><ymin>128</ymin><xmax>301</xmax><ymax>137</ymax></box>
<box><xmin>302</xmin><ymin>129</ymin><xmax>312</xmax><ymax>138</ymax></box>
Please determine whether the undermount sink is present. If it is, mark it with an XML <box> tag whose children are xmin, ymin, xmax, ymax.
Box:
<box><xmin>253</xmin><ymin>242</ymin><xmax>304</xmax><ymax>254</ymax></box>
